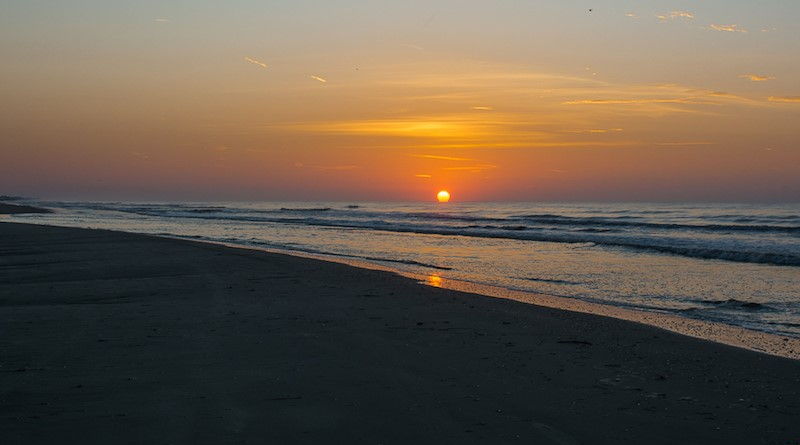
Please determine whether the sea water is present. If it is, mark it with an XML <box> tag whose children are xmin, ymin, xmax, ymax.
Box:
<box><xmin>10</xmin><ymin>201</ymin><xmax>800</xmax><ymax>339</ymax></box>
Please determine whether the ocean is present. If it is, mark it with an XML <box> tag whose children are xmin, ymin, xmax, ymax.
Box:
<box><xmin>9</xmin><ymin>200</ymin><xmax>800</xmax><ymax>340</ymax></box>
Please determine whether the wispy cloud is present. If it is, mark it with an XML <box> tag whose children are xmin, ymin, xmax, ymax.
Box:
<box><xmin>562</xmin><ymin>87</ymin><xmax>758</xmax><ymax>108</ymax></box>
<box><xmin>401</xmin><ymin>43</ymin><xmax>425</xmax><ymax>51</ymax></box>
<box><xmin>768</xmin><ymin>96</ymin><xmax>800</xmax><ymax>103</ymax></box>
<box><xmin>310</xmin><ymin>75</ymin><xmax>327</xmax><ymax>83</ymax></box>
<box><xmin>740</xmin><ymin>74</ymin><xmax>775</xmax><ymax>82</ymax></box>
<box><xmin>563</xmin><ymin>98</ymin><xmax>695</xmax><ymax>105</ymax></box>
<box><xmin>657</xmin><ymin>11</ymin><xmax>694</xmax><ymax>21</ymax></box>
<box><xmin>566</xmin><ymin>128</ymin><xmax>623</xmax><ymax>134</ymax></box>
<box><xmin>443</xmin><ymin>164</ymin><xmax>497</xmax><ymax>173</ymax></box>
<box><xmin>654</xmin><ymin>141</ymin><xmax>717</xmax><ymax>146</ymax></box>
<box><xmin>625</xmin><ymin>13</ymin><xmax>638</xmax><ymax>19</ymax></box>
<box><xmin>707</xmin><ymin>24</ymin><xmax>747</xmax><ymax>33</ymax></box>
<box><xmin>244</xmin><ymin>57</ymin><xmax>268</xmax><ymax>69</ymax></box>
<box><xmin>471</xmin><ymin>106</ymin><xmax>493</xmax><ymax>111</ymax></box>
<box><xmin>265</xmin><ymin>63</ymin><xmax>772</xmax><ymax>151</ymax></box>
<box><xmin>413</xmin><ymin>154</ymin><xmax>476</xmax><ymax>162</ymax></box>
<box><xmin>313</xmin><ymin>165</ymin><xmax>358</xmax><ymax>171</ymax></box>
<box><xmin>415</xmin><ymin>174</ymin><xmax>432</xmax><ymax>178</ymax></box>
<box><xmin>155</xmin><ymin>18</ymin><xmax>169</xmax><ymax>23</ymax></box>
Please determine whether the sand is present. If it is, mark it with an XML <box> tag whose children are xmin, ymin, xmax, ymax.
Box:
<box><xmin>1</xmin><ymin>222</ymin><xmax>798</xmax><ymax>444</ymax></box>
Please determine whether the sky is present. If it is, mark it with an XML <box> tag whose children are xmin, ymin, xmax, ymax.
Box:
<box><xmin>1</xmin><ymin>1</ymin><xmax>799</xmax><ymax>202</ymax></box>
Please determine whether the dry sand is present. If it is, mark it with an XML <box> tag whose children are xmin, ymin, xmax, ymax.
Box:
<box><xmin>1</xmin><ymin>222</ymin><xmax>798</xmax><ymax>444</ymax></box>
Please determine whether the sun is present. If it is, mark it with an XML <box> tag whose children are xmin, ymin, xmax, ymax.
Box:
<box><xmin>436</xmin><ymin>190</ymin><xmax>451</xmax><ymax>203</ymax></box>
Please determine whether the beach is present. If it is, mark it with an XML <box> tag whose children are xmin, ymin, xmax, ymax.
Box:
<box><xmin>1</xmin><ymin>221</ymin><xmax>799</xmax><ymax>444</ymax></box>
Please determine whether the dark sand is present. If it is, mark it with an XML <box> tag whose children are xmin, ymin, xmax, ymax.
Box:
<box><xmin>1</xmin><ymin>222</ymin><xmax>798</xmax><ymax>444</ymax></box>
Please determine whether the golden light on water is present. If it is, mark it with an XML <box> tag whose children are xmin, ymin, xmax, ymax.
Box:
<box><xmin>437</xmin><ymin>190</ymin><xmax>451</xmax><ymax>203</ymax></box>
<box><xmin>426</xmin><ymin>275</ymin><xmax>443</xmax><ymax>287</ymax></box>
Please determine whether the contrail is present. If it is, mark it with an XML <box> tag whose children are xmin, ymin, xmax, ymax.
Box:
<box><xmin>310</xmin><ymin>75</ymin><xmax>327</xmax><ymax>83</ymax></box>
<box><xmin>244</xmin><ymin>57</ymin><xmax>268</xmax><ymax>69</ymax></box>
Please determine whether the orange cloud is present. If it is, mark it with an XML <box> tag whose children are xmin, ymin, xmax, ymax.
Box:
<box><xmin>768</xmin><ymin>96</ymin><xmax>800</xmax><ymax>103</ymax></box>
<box><xmin>443</xmin><ymin>164</ymin><xmax>497</xmax><ymax>172</ymax></box>
<box><xmin>563</xmin><ymin>98</ymin><xmax>694</xmax><ymax>105</ymax></box>
<box><xmin>740</xmin><ymin>74</ymin><xmax>775</xmax><ymax>82</ymax></box>
<box><xmin>313</xmin><ymin>165</ymin><xmax>358</xmax><ymax>171</ymax></box>
<box><xmin>412</xmin><ymin>154</ymin><xmax>476</xmax><ymax>161</ymax></box>
<box><xmin>708</xmin><ymin>24</ymin><xmax>747</xmax><ymax>33</ymax></box>
<box><xmin>654</xmin><ymin>141</ymin><xmax>717</xmax><ymax>146</ymax></box>
<box><xmin>657</xmin><ymin>11</ymin><xmax>694</xmax><ymax>21</ymax></box>
<box><xmin>566</xmin><ymin>128</ymin><xmax>623</xmax><ymax>134</ymax></box>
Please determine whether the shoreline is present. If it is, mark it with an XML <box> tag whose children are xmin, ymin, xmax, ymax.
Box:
<box><xmin>206</xmin><ymin>240</ymin><xmax>800</xmax><ymax>360</ymax></box>
<box><xmin>6</xmin><ymin>212</ymin><xmax>800</xmax><ymax>360</ymax></box>
<box><xmin>0</xmin><ymin>202</ymin><xmax>53</xmax><ymax>215</ymax></box>
<box><xmin>2</xmin><ymin>221</ymin><xmax>799</xmax><ymax>444</ymax></box>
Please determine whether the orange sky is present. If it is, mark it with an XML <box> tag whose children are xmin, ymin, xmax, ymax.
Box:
<box><xmin>1</xmin><ymin>1</ymin><xmax>799</xmax><ymax>202</ymax></box>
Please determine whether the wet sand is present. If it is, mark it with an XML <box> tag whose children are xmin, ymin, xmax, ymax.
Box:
<box><xmin>1</xmin><ymin>222</ymin><xmax>798</xmax><ymax>444</ymax></box>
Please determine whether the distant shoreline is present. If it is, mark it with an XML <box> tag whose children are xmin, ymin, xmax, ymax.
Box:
<box><xmin>0</xmin><ymin>202</ymin><xmax>53</xmax><ymax>214</ymax></box>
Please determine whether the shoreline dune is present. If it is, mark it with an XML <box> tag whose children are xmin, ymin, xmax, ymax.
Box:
<box><xmin>1</xmin><ymin>222</ymin><xmax>798</xmax><ymax>444</ymax></box>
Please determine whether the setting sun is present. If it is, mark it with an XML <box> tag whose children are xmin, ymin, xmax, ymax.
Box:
<box><xmin>436</xmin><ymin>190</ymin><xmax>451</xmax><ymax>203</ymax></box>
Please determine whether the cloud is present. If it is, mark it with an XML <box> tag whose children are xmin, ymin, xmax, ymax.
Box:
<box><xmin>310</xmin><ymin>75</ymin><xmax>327</xmax><ymax>83</ymax></box>
<box><xmin>443</xmin><ymin>164</ymin><xmax>497</xmax><ymax>172</ymax></box>
<box><xmin>563</xmin><ymin>98</ymin><xmax>694</xmax><ymax>105</ymax></box>
<box><xmin>654</xmin><ymin>141</ymin><xmax>717</xmax><ymax>146</ymax></box>
<box><xmin>471</xmin><ymin>106</ymin><xmax>493</xmax><ymax>111</ymax></box>
<box><xmin>740</xmin><ymin>74</ymin><xmax>775</xmax><ymax>82</ymax></box>
<box><xmin>313</xmin><ymin>165</ymin><xmax>358</xmax><ymax>171</ymax></box>
<box><xmin>562</xmin><ymin>88</ymin><xmax>756</xmax><ymax>108</ymax></box>
<box><xmin>625</xmin><ymin>13</ymin><xmax>638</xmax><ymax>19</ymax></box>
<box><xmin>566</xmin><ymin>128</ymin><xmax>623</xmax><ymax>134</ymax></box>
<box><xmin>657</xmin><ymin>11</ymin><xmax>694</xmax><ymax>21</ymax></box>
<box><xmin>415</xmin><ymin>174</ymin><xmax>432</xmax><ymax>178</ymax></box>
<box><xmin>155</xmin><ymin>18</ymin><xmax>169</xmax><ymax>23</ymax></box>
<box><xmin>401</xmin><ymin>43</ymin><xmax>425</xmax><ymax>51</ymax></box>
<box><xmin>768</xmin><ymin>96</ymin><xmax>800</xmax><ymax>103</ymax></box>
<box><xmin>707</xmin><ymin>24</ymin><xmax>747</xmax><ymax>33</ymax></box>
<box><xmin>263</xmin><ymin>63</ymin><xmax>773</xmax><ymax>151</ymax></box>
<box><xmin>244</xmin><ymin>57</ymin><xmax>268</xmax><ymax>69</ymax></box>
<box><xmin>413</xmin><ymin>154</ymin><xmax>476</xmax><ymax>162</ymax></box>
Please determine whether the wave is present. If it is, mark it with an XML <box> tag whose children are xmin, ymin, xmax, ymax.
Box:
<box><xmin>111</xmin><ymin>204</ymin><xmax>800</xmax><ymax>235</ymax></box>
<box><xmin>279</xmin><ymin>207</ymin><xmax>332</xmax><ymax>212</ymax></box>
<box><xmin>705</xmin><ymin>299</ymin><xmax>773</xmax><ymax>311</ymax></box>
<box><xmin>518</xmin><ymin>277</ymin><xmax>584</xmax><ymax>286</ymax></box>
<box><xmin>512</xmin><ymin>214</ymin><xmax>800</xmax><ymax>234</ymax></box>
<box><xmin>79</xmin><ymin>203</ymin><xmax>800</xmax><ymax>267</ymax></box>
<box><xmin>682</xmin><ymin>299</ymin><xmax>776</xmax><ymax>312</ymax></box>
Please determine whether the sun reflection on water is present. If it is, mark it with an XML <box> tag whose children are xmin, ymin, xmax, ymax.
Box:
<box><xmin>426</xmin><ymin>274</ymin><xmax>443</xmax><ymax>287</ymax></box>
